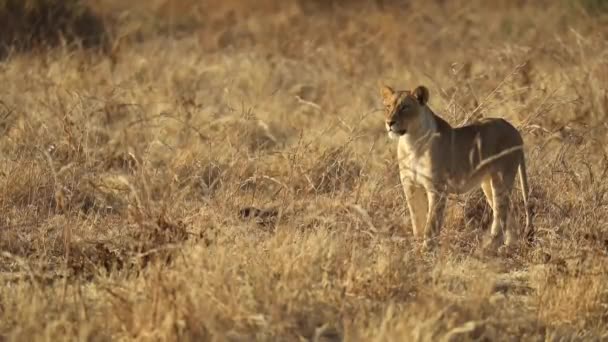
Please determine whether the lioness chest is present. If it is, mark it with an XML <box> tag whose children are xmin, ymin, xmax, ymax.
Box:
<box><xmin>397</xmin><ymin>134</ymin><xmax>472</xmax><ymax>193</ymax></box>
<box><xmin>397</xmin><ymin>138</ymin><xmax>436</xmax><ymax>186</ymax></box>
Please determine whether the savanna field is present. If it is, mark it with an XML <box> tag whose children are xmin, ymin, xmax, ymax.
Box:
<box><xmin>1</xmin><ymin>0</ymin><xmax>608</xmax><ymax>340</ymax></box>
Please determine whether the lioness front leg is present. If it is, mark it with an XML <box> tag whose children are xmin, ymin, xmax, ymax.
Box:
<box><xmin>423</xmin><ymin>190</ymin><xmax>447</xmax><ymax>249</ymax></box>
<box><xmin>403</xmin><ymin>183</ymin><xmax>428</xmax><ymax>238</ymax></box>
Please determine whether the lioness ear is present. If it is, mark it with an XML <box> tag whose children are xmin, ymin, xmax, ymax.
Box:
<box><xmin>380</xmin><ymin>84</ymin><xmax>395</xmax><ymax>104</ymax></box>
<box><xmin>413</xmin><ymin>85</ymin><xmax>429</xmax><ymax>105</ymax></box>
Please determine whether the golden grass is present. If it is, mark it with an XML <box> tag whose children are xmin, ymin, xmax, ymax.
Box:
<box><xmin>1</xmin><ymin>0</ymin><xmax>608</xmax><ymax>340</ymax></box>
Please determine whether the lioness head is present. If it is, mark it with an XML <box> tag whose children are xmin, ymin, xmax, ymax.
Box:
<box><xmin>380</xmin><ymin>84</ymin><xmax>430</xmax><ymax>139</ymax></box>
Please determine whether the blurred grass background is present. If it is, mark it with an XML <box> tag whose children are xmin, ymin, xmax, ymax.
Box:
<box><xmin>0</xmin><ymin>0</ymin><xmax>607</xmax><ymax>340</ymax></box>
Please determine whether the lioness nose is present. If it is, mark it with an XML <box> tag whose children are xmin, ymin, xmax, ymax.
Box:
<box><xmin>387</xmin><ymin>120</ymin><xmax>395</xmax><ymax>127</ymax></box>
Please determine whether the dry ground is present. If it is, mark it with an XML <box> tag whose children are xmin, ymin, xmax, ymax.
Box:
<box><xmin>1</xmin><ymin>0</ymin><xmax>608</xmax><ymax>340</ymax></box>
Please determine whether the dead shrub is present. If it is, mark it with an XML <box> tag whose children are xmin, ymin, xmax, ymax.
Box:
<box><xmin>67</xmin><ymin>241</ymin><xmax>124</xmax><ymax>278</ymax></box>
<box><xmin>0</xmin><ymin>0</ymin><xmax>108</xmax><ymax>57</ymax></box>
<box><xmin>1</xmin><ymin>160</ymin><xmax>55</xmax><ymax>210</ymax></box>
<box><xmin>198</xmin><ymin>161</ymin><xmax>226</xmax><ymax>197</ymax></box>
<box><xmin>462</xmin><ymin>190</ymin><xmax>493</xmax><ymax>232</ymax></box>
<box><xmin>164</xmin><ymin>149</ymin><xmax>231</xmax><ymax>201</ymax></box>
<box><xmin>305</xmin><ymin>146</ymin><xmax>362</xmax><ymax>195</ymax></box>
<box><xmin>206</xmin><ymin>117</ymin><xmax>281</xmax><ymax>153</ymax></box>
<box><xmin>127</xmin><ymin>202</ymin><xmax>190</xmax><ymax>268</ymax></box>
<box><xmin>79</xmin><ymin>174</ymin><xmax>130</xmax><ymax>215</ymax></box>
<box><xmin>537</xmin><ymin>262</ymin><xmax>608</xmax><ymax>329</ymax></box>
<box><xmin>174</xmin><ymin>153</ymin><xmax>223</xmax><ymax>193</ymax></box>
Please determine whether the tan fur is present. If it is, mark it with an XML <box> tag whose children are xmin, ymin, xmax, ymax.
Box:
<box><xmin>380</xmin><ymin>84</ymin><xmax>533</xmax><ymax>250</ymax></box>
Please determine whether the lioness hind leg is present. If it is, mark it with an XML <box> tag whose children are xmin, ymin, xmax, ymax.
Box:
<box><xmin>490</xmin><ymin>171</ymin><xmax>517</xmax><ymax>247</ymax></box>
<box><xmin>481</xmin><ymin>179</ymin><xmax>494</xmax><ymax>210</ymax></box>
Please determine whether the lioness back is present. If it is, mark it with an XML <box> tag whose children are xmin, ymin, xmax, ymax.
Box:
<box><xmin>446</xmin><ymin>117</ymin><xmax>525</xmax><ymax>183</ymax></box>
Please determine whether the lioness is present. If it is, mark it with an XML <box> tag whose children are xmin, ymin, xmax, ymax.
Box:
<box><xmin>380</xmin><ymin>84</ymin><xmax>532</xmax><ymax>250</ymax></box>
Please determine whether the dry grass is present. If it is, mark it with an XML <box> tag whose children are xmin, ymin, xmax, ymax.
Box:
<box><xmin>1</xmin><ymin>0</ymin><xmax>608</xmax><ymax>340</ymax></box>
<box><xmin>0</xmin><ymin>0</ymin><xmax>108</xmax><ymax>58</ymax></box>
